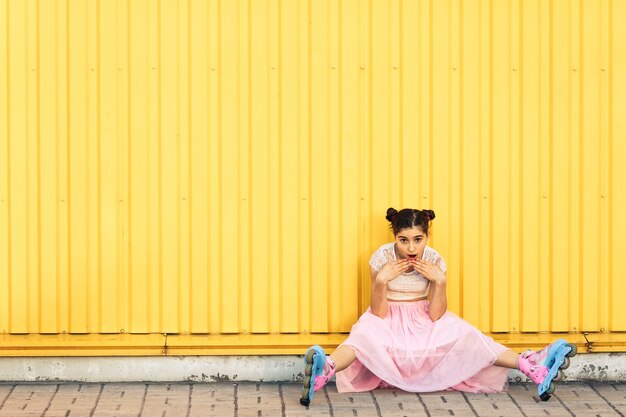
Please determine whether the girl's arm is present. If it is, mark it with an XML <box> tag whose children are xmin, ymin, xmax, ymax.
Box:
<box><xmin>413</xmin><ymin>258</ymin><xmax>447</xmax><ymax>321</ymax></box>
<box><xmin>370</xmin><ymin>260</ymin><xmax>410</xmax><ymax>319</ymax></box>
<box><xmin>427</xmin><ymin>280</ymin><xmax>447</xmax><ymax>321</ymax></box>
<box><xmin>370</xmin><ymin>267</ymin><xmax>388</xmax><ymax>318</ymax></box>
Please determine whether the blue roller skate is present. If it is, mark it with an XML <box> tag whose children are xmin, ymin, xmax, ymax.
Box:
<box><xmin>517</xmin><ymin>338</ymin><xmax>577</xmax><ymax>401</ymax></box>
<box><xmin>300</xmin><ymin>345</ymin><xmax>329</xmax><ymax>406</ymax></box>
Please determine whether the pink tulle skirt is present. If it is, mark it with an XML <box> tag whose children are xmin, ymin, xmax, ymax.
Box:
<box><xmin>336</xmin><ymin>300</ymin><xmax>510</xmax><ymax>394</ymax></box>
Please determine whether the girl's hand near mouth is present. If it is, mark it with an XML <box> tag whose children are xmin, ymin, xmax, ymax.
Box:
<box><xmin>410</xmin><ymin>258</ymin><xmax>446</xmax><ymax>285</ymax></box>
<box><xmin>376</xmin><ymin>259</ymin><xmax>411</xmax><ymax>285</ymax></box>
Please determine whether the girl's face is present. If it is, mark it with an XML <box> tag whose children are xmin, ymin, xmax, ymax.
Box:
<box><xmin>394</xmin><ymin>226</ymin><xmax>429</xmax><ymax>263</ymax></box>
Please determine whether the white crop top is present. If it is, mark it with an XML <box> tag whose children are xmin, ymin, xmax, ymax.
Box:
<box><xmin>369</xmin><ymin>243</ymin><xmax>447</xmax><ymax>301</ymax></box>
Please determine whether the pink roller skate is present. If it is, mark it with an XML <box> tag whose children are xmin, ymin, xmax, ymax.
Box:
<box><xmin>300</xmin><ymin>345</ymin><xmax>336</xmax><ymax>406</ymax></box>
<box><xmin>517</xmin><ymin>338</ymin><xmax>577</xmax><ymax>401</ymax></box>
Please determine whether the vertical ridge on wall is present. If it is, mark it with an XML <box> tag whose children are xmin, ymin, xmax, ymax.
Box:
<box><xmin>151</xmin><ymin>0</ymin><xmax>160</xmax><ymax>333</ymax></box>
<box><xmin>129</xmin><ymin>0</ymin><xmax>148</xmax><ymax>334</ymax></box>
<box><xmin>297</xmin><ymin>0</ymin><xmax>310</xmax><ymax>333</ymax></box>
<box><xmin>370</xmin><ymin>0</ymin><xmax>390</xmax><ymax>261</ymax></box>
<box><xmin>188</xmin><ymin>0</ymin><xmax>208</xmax><ymax>334</ymax></box>
<box><xmin>219</xmin><ymin>0</ymin><xmax>239</xmax><ymax>334</ymax></box>
<box><xmin>581</xmin><ymin>0</ymin><xmax>601</xmax><ymax>332</ymax></box>
<box><xmin>38</xmin><ymin>0</ymin><xmax>50</xmax><ymax>334</ymax></box>
<box><xmin>568</xmin><ymin>0</ymin><xmax>581</xmax><ymax>332</ymax></box>
<box><xmin>400</xmin><ymin>0</ymin><xmax>414</xmax><ymax>211</ymax></box>
<box><xmin>448</xmin><ymin>0</ymin><xmax>461</xmax><ymax>317</ymax></box>
<box><xmin>310</xmin><ymin>0</ymin><xmax>329</xmax><ymax>333</ymax></box>
<box><xmin>67</xmin><ymin>0</ymin><xmax>85</xmax><ymax>334</ymax></box>
<box><xmin>249</xmin><ymin>0</ymin><xmax>268</xmax><ymax>334</ymax></box>
<box><xmin>462</xmin><ymin>0</ymin><xmax>479</xmax><ymax>328</ymax></box>
<box><xmin>161</xmin><ymin>0</ymin><xmax>179</xmax><ymax>333</ymax></box>
<box><xmin>58</xmin><ymin>0</ymin><xmax>69</xmax><ymax>333</ymax></box>
<box><xmin>238</xmin><ymin>0</ymin><xmax>250</xmax><ymax>335</ymax></box>
<box><xmin>328</xmin><ymin>0</ymin><xmax>340</xmax><ymax>333</ymax></box>
<box><xmin>389</xmin><ymin>0</ymin><xmax>399</xmax><ymax>207</ymax></box>
<box><xmin>491</xmin><ymin>0</ymin><xmax>509</xmax><ymax>332</ymax></box>
<box><xmin>178</xmin><ymin>0</ymin><xmax>190</xmax><ymax>334</ymax></box>
<box><xmin>207</xmin><ymin>0</ymin><xmax>221</xmax><ymax>334</ymax></box>
<box><xmin>357</xmin><ymin>0</ymin><xmax>369</xmax><ymax>315</ymax></box>
<box><xmin>485</xmin><ymin>0</ymin><xmax>494</xmax><ymax>333</ymax></box>
<box><xmin>279</xmin><ymin>0</ymin><xmax>297</xmax><ymax>333</ymax></box>
<box><xmin>27</xmin><ymin>0</ymin><xmax>38</xmax><ymax>335</ymax></box>
<box><xmin>551</xmin><ymin>0</ymin><xmax>569</xmax><ymax>333</ymax></box>
<box><xmin>269</xmin><ymin>0</ymin><xmax>280</xmax><ymax>335</ymax></box>
<box><xmin>611</xmin><ymin>0</ymin><xmax>626</xmax><ymax>331</ymax></box>
<box><xmin>1</xmin><ymin>0</ymin><xmax>10</xmax><ymax>334</ymax></box>
<box><xmin>508</xmin><ymin>0</ymin><xmax>521</xmax><ymax>333</ymax></box>
<box><xmin>118</xmin><ymin>0</ymin><xmax>128</xmax><ymax>336</ymax></box>
<box><xmin>542</xmin><ymin>3</ymin><xmax>561</xmax><ymax>329</ymax></box>
<box><xmin>540</xmin><ymin>0</ymin><xmax>551</xmax><ymax>333</ymax></box>
<box><xmin>598</xmin><ymin>0</ymin><xmax>609</xmax><ymax>334</ymax></box>
<box><xmin>479</xmin><ymin>0</ymin><xmax>490</xmax><ymax>332</ymax></box>
<box><xmin>341</xmin><ymin>0</ymin><xmax>358</xmax><ymax>331</ymax></box>
<box><xmin>520</xmin><ymin>0</ymin><xmax>537</xmax><ymax>332</ymax></box>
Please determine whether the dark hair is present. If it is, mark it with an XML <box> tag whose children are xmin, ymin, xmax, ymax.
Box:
<box><xmin>385</xmin><ymin>207</ymin><xmax>435</xmax><ymax>235</ymax></box>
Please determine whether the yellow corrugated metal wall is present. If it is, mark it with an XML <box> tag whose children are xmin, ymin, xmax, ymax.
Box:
<box><xmin>1</xmin><ymin>0</ymin><xmax>625</xmax><ymax>339</ymax></box>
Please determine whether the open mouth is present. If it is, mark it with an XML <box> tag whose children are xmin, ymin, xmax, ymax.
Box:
<box><xmin>407</xmin><ymin>254</ymin><xmax>418</xmax><ymax>260</ymax></box>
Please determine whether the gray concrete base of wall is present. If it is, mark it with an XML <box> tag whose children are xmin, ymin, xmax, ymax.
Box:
<box><xmin>0</xmin><ymin>353</ymin><xmax>625</xmax><ymax>383</ymax></box>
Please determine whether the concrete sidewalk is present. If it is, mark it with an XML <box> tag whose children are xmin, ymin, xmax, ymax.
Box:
<box><xmin>0</xmin><ymin>382</ymin><xmax>625</xmax><ymax>417</ymax></box>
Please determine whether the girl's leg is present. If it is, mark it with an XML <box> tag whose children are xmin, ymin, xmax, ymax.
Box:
<box><xmin>494</xmin><ymin>349</ymin><xmax>519</xmax><ymax>369</ymax></box>
<box><xmin>329</xmin><ymin>345</ymin><xmax>357</xmax><ymax>372</ymax></box>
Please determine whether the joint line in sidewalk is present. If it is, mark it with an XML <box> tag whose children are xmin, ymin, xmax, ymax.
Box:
<box><xmin>88</xmin><ymin>383</ymin><xmax>104</xmax><ymax>417</ymax></box>
<box><xmin>369</xmin><ymin>391</ymin><xmax>382</xmax><ymax>417</ymax></box>
<box><xmin>186</xmin><ymin>383</ymin><xmax>192</xmax><ymax>417</ymax></box>
<box><xmin>506</xmin><ymin>390</ymin><xmax>528</xmax><ymax>417</ymax></box>
<box><xmin>0</xmin><ymin>385</ymin><xmax>15</xmax><ymax>411</ymax></box>
<box><xmin>41</xmin><ymin>384</ymin><xmax>60</xmax><ymax>417</ymax></box>
<box><xmin>460</xmin><ymin>392</ymin><xmax>479</xmax><ymax>417</ymax></box>
<box><xmin>416</xmin><ymin>393</ymin><xmax>431</xmax><ymax>417</ymax></box>
<box><xmin>553</xmin><ymin>391</ymin><xmax>576</xmax><ymax>416</ymax></box>
<box><xmin>588</xmin><ymin>382</ymin><xmax>625</xmax><ymax>417</ymax></box>
<box><xmin>323</xmin><ymin>386</ymin><xmax>334</xmax><ymax>417</ymax></box>
<box><xmin>278</xmin><ymin>383</ymin><xmax>287</xmax><ymax>417</ymax></box>
<box><xmin>138</xmin><ymin>383</ymin><xmax>148</xmax><ymax>417</ymax></box>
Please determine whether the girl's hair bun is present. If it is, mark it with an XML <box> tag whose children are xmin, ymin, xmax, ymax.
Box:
<box><xmin>423</xmin><ymin>209</ymin><xmax>436</xmax><ymax>221</ymax></box>
<box><xmin>385</xmin><ymin>207</ymin><xmax>398</xmax><ymax>222</ymax></box>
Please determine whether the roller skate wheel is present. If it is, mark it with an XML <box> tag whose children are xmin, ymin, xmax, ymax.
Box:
<box><xmin>560</xmin><ymin>357</ymin><xmax>570</xmax><ymax>370</ymax></box>
<box><xmin>554</xmin><ymin>370</ymin><xmax>563</xmax><ymax>382</ymax></box>
<box><xmin>566</xmin><ymin>344</ymin><xmax>577</xmax><ymax>357</ymax></box>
